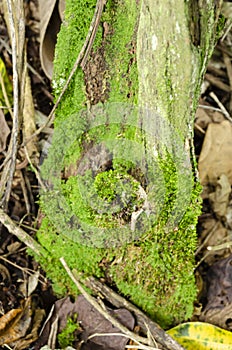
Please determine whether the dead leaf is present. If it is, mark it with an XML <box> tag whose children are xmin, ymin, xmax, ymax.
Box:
<box><xmin>0</xmin><ymin>262</ymin><xmax>11</xmax><ymax>285</ymax></box>
<box><xmin>225</xmin><ymin>200</ymin><xmax>232</xmax><ymax>229</ymax></box>
<box><xmin>27</xmin><ymin>271</ymin><xmax>40</xmax><ymax>297</ymax></box>
<box><xmin>0</xmin><ymin>109</ymin><xmax>10</xmax><ymax>152</ymax></box>
<box><xmin>23</xmin><ymin>73</ymin><xmax>39</xmax><ymax>164</ymax></box>
<box><xmin>0</xmin><ymin>298</ymin><xmax>45</xmax><ymax>348</ymax></box>
<box><xmin>198</xmin><ymin>120</ymin><xmax>232</xmax><ymax>185</ymax></box>
<box><xmin>11</xmin><ymin>309</ymin><xmax>46</xmax><ymax>350</ymax></box>
<box><xmin>0</xmin><ymin>309</ymin><xmax>22</xmax><ymax>332</ymax></box>
<box><xmin>211</xmin><ymin>110</ymin><xmax>225</xmax><ymax>123</ymax></box>
<box><xmin>199</xmin><ymin>218</ymin><xmax>228</xmax><ymax>264</ymax></box>
<box><xmin>222</xmin><ymin>1</ymin><xmax>232</xmax><ymax>18</ymax></box>
<box><xmin>34</xmin><ymin>296</ymin><xmax>80</xmax><ymax>349</ymax></box>
<box><xmin>199</xmin><ymin>254</ymin><xmax>232</xmax><ymax>330</ymax></box>
<box><xmin>39</xmin><ymin>0</ymin><xmax>65</xmax><ymax>79</ymax></box>
<box><xmin>35</xmin><ymin>295</ymin><xmax>134</xmax><ymax>350</ymax></box>
<box><xmin>208</xmin><ymin>174</ymin><xmax>231</xmax><ymax>218</ymax></box>
<box><xmin>7</xmin><ymin>241</ymin><xmax>22</xmax><ymax>253</ymax></box>
<box><xmin>195</xmin><ymin>107</ymin><xmax>211</xmax><ymax>130</ymax></box>
<box><xmin>77</xmin><ymin>295</ymin><xmax>135</xmax><ymax>350</ymax></box>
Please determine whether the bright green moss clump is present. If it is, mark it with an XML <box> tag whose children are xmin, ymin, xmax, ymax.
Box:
<box><xmin>36</xmin><ymin>0</ymin><xmax>202</xmax><ymax>328</ymax></box>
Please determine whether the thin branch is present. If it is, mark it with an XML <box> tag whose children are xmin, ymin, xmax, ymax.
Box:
<box><xmin>88</xmin><ymin>332</ymin><xmax>158</xmax><ymax>350</ymax></box>
<box><xmin>209</xmin><ymin>91</ymin><xmax>232</xmax><ymax>122</ymax></box>
<box><xmin>80</xmin><ymin>0</ymin><xmax>106</xmax><ymax>68</ymax></box>
<box><xmin>0</xmin><ymin>208</ymin><xmax>41</xmax><ymax>256</ymax></box>
<box><xmin>1</xmin><ymin>0</ymin><xmax>20</xmax><ymax>207</ymax></box>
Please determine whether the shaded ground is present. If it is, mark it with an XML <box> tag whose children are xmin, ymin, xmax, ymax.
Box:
<box><xmin>0</xmin><ymin>0</ymin><xmax>232</xmax><ymax>349</ymax></box>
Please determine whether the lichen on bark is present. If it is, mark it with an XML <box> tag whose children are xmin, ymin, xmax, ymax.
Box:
<box><xmin>36</xmin><ymin>0</ymin><xmax>223</xmax><ymax>327</ymax></box>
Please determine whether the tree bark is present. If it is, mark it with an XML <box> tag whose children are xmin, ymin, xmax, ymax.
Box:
<box><xmin>37</xmin><ymin>0</ymin><xmax>223</xmax><ymax>327</ymax></box>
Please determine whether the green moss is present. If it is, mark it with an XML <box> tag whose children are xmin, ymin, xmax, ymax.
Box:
<box><xmin>35</xmin><ymin>0</ymin><xmax>208</xmax><ymax>329</ymax></box>
<box><xmin>58</xmin><ymin>315</ymin><xmax>79</xmax><ymax>348</ymax></box>
<box><xmin>104</xmin><ymin>0</ymin><xmax>139</xmax><ymax>104</ymax></box>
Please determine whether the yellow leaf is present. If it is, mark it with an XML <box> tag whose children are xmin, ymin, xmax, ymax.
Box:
<box><xmin>167</xmin><ymin>322</ymin><xmax>232</xmax><ymax>350</ymax></box>
<box><xmin>0</xmin><ymin>57</ymin><xmax>13</xmax><ymax>111</ymax></box>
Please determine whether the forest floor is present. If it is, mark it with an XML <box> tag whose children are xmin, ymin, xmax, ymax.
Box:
<box><xmin>0</xmin><ymin>1</ymin><xmax>232</xmax><ymax>349</ymax></box>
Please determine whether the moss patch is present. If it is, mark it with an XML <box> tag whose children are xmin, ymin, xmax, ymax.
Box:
<box><xmin>35</xmin><ymin>0</ymin><xmax>208</xmax><ymax>328</ymax></box>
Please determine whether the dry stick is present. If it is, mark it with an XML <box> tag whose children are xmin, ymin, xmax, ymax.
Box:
<box><xmin>60</xmin><ymin>257</ymin><xmax>154</xmax><ymax>347</ymax></box>
<box><xmin>1</xmin><ymin>0</ymin><xmax>20</xmax><ymax>207</ymax></box>
<box><xmin>88</xmin><ymin>333</ymin><xmax>157</xmax><ymax>350</ymax></box>
<box><xmin>85</xmin><ymin>276</ymin><xmax>185</xmax><ymax>350</ymax></box>
<box><xmin>24</xmin><ymin>146</ymin><xmax>46</xmax><ymax>191</ymax></box>
<box><xmin>0</xmin><ymin>208</ymin><xmax>41</xmax><ymax>256</ymax></box>
<box><xmin>22</xmin><ymin>0</ymin><xmax>106</xmax><ymax>147</ymax></box>
<box><xmin>80</xmin><ymin>0</ymin><xmax>106</xmax><ymax>69</ymax></box>
<box><xmin>209</xmin><ymin>91</ymin><xmax>232</xmax><ymax>123</ymax></box>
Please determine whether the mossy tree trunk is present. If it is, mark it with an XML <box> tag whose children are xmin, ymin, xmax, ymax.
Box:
<box><xmin>37</xmin><ymin>0</ymin><xmax>223</xmax><ymax>327</ymax></box>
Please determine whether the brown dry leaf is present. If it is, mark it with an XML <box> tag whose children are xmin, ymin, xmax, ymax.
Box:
<box><xmin>0</xmin><ymin>309</ymin><xmax>22</xmax><ymax>332</ymax></box>
<box><xmin>39</xmin><ymin>0</ymin><xmax>65</xmax><ymax>79</ymax></box>
<box><xmin>222</xmin><ymin>1</ymin><xmax>232</xmax><ymax>18</ymax></box>
<box><xmin>0</xmin><ymin>263</ymin><xmax>11</xmax><ymax>285</ymax></box>
<box><xmin>211</xmin><ymin>110</ymin><xmax>225</xmax><ymax>123</ymax></box>
<box><xmin>23</xmin><ymin>73</ymin><xmax>39</xmax><ymax>164</ymax></box>
<box><xmin>195</xmin><ymin>107</ymin><xmax>212</xmax><ymax>130</ymax></box>
<box><xmin>34</xmin><ymin>296</ymin><xmax>80</xmax><ymax>349</ymax></box>
<box><xmin>208</xmin><ymin>174</ymin><xmax>231</xmax><ymax>218</ymax></box>
<box><xmin>77</xmin><ymin>295</ymin><xmax>135</xmax><ymax>350</ymax></box>
<box><xmin>0</xmin><ymin>298</ymin><xmax>32</xmax><ymax>345</ymax></box>
<box><xmin>198</xmin><ymin>120</ymin><xmax>232</xmax><ymax>185</ymax></box>
<box><xmin>35</xmin><ymin>295</ymin><xmax>134</xmax><ymax>350</ymax></box>
<box><xmin>27</xmin><ymin>271</ymin><xmax>40</xmax><ymax>297</ymax></box>
<box><xmin>10</xmin><ymin>309</ymin><xmax>45</xmax><ymax>350</ymax></box>
<box><xmin>0</xmin><ymin>297</ymin><xmax>44</xmax><ymax>348</ymax></box>
<box><xmin>0</xmin><ymin>108</ymin><xmax>10</xmax><ymax>152</ymax></box>
<box><xmin>199</xmin><ymin>218</ymin><xmax>228</xmax><ymax>264</ymax></box>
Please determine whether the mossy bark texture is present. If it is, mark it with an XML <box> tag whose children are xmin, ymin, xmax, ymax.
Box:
<box><xmin>37</xmin><ymin>0</ymin><xmax>223</xmax><ymax>327</ymax></box>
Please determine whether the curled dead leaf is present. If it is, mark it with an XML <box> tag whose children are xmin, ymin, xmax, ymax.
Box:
<box><xmin>0</xmin><ymin>298</ymin><xmax>45</xmax><ymax>348</ymax></box>
<box><xmin>39</xmin><ymin>0</ymin><xmax>65</xmax><ymax>79</ymax></box>
<box><xmin>198</xmin><ymin>120</ymin><xmax>232</xmax><ymax>185</ymax></box>
<box><xmin>23</xmin><ymin>73</ymin><xmax>39</xmax><ymax>165</ymax></box>
<box><xmin>208</xmin><ymin>174</ymin><xmax>231</xmax><ymax>218</ymax></box>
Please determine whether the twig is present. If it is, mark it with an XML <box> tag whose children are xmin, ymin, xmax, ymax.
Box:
<box><xmin>60</xmin><ymin>257</ymin><xmax>153</xmax><ymax>347</ymax></box>
<box><xmin>80</xmin><ymin>0</ymin><xmax>106</xmax><ymax>69</ymax></box>
<box><xmin>22</xmin><ymin>0</ymin><xmax>106</xmax><ymax>146</ymax></box>
<box><xmin>207</xmin><ymin>240</ymin><xmax>232</xmax><ymax>251</ymax></box>
<box><xmin>24</xmin><ymin>146</ymin><xmax>47</xmax><ymax>191</ymax></box>
<box><xmin>209</xmin><ymin>91</ymin><xmax>232</xmax><ymax>122</ymax></box>
<box><xmin>0</xmin><ymin>0</ymin><xmax>21</xmax><ymax>207</ymax></box>
<box><xmin>0</xmin><ymin>208</ymin><xmax>41</xmax><ymax>256</ymax></box>
<box><xmin>195</xmin><ymin>221</ymin><xmax>219</xmax><ymax>256</ymax></box>
<box><xmin>88</xmin><ymin>333</ymin><xmax>158</xmax><ymax>350</ymax></box>
<box><xmin>19</xmin><ymin>170</ymin><xmax>31</xmax><ymax>216</ymax></box>
<box><xmin>85</xmin><ymin>276</ymin><xmax>185</xmax><ymax>350</ymax></box>
<box><xmin>0</xmin><ymin>255</ymin><xmax>46</xmax><ymax>285</ymax></box>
